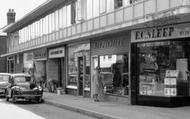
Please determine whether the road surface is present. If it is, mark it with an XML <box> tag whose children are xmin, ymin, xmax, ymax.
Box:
<box><xmin>0</xmin><ymin>98</ymin><xmax>96</xmax><ymax>119</ymax></box>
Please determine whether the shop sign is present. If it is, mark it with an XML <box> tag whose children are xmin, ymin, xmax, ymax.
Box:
<box><xmin>91</xmin><ymin>37</ymin><xmax>124</xmax><ymax>49</ymax></box>
<box><xmin>49</xmin><ymin>47</ymin><xmax>65</xmax><ymax>58</ymax></box>
<box><xmin>131</xmin><ymin>23</ymin><xmax>190</xmax><ymax>43</ymax></box>
<box><xmin>33</xmin><ymin>48</ymin><xmax>47</xmax><ymax>60</ymax></box>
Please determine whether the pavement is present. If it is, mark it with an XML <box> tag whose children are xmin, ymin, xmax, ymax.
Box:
<box><xmin>43</xmin><ymin>92</ymin><xmax>190</xmax><ymax>119</ymax></box>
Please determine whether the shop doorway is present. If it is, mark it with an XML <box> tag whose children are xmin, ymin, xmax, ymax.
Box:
<box><xmin>78</xmin><ymin>56</ymin><xmax>85</xmax><ymax>96</ymax></box>
<box><xmin>8</xmin><ymin>60</ymin><xmax>15</xmax><ymax>73</ymax></box>
<box><xmin>58</xmin><ymin>58</ymin><xmax>64</xmax><ymax>87</ymax></box>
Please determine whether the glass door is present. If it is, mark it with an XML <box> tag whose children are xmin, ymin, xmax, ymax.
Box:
<box><xmin>78</xmin><ymin>56</ymin><xmax>84</xmax><ymax>96</ymax></box>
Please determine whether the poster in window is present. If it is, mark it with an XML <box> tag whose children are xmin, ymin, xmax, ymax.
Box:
<box><xmin>164</xmin><ymin>78</ymin><xmax>170</xmax><ymax>85</ymax></box>
<box><xmin>165</xmin><ymin>70</ymin><xmax>179</xmax><ymax>77</ymax></box>
<box><xmin>170</xmin><ymin>78</ymin><xmax>177</xmax><ymax>85</ymax></box>
<box><xmin>170</xmin><ymin>88</ymin><xmax>177</xmax><ymax>96</ymax></box>
<box><xmin>164</xmin><ymin>88</ymin><xmax>171</xmax><ymax>96</ymax></box>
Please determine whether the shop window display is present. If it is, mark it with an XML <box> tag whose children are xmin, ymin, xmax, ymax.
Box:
<box><xmin>98</xmin><ymin>54</ymin><xmax>128</xmax><ymax>96</ymax></box>
<box><xmin>68</xmin><ymin>43</ymin><xmax>90</xmax><ymax>89</ymax></box>
<box><xmin>137</xmin><ymin>41</ymin><xmax>190</xmax><ymax>96</ymax></box>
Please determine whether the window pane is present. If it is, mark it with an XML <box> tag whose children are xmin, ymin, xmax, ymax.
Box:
<box><xmin>62</xmin><ymin>7</ymin><xmax>67</xmax><ymax>28</ymax></box>
<box><xmin>136</xmin><ymin>41</ymin><xmax>190</xmax><ymax>97</ymax></box>
<box><xmin>114</xmin><ymin>0</ymin><xmax>123</xmax><ymax>9</ymax></box>
<box><xmin>93</xmin><ymin>0</ymin><xmax>99</xmax><ymax>17</ymax></box>
<box><xmin>107</xmin><ymin>0</ymin><xmax>114</xmax><ymax>12</ymax></box>
<box><xmin>55</xmin><ymin>10</ymin><xmax>59</xmax><ymax>31</ymax></box>
<box><xmin>99</xmin><ymin>54</ymin><xmax>129</xmax><ymax>96</ymax></box>
<box><xmin>48</xmin><ymin>14</ymin><xmax>52</xmax><ymax>33</ymax></box>
<box><xmin>66</xmin><ymin>5</ymin><xmax>71</xmax><ymax>27</ymax></box>
<box><xmin>87</xmin><ymin>0</ymin><xmax>93</xmax><ymax>19</ymax></box>
<box><xmin>59</xmin><ymin>8</ymin><xmax>63</xmax><ymax>29</ymax></box>
<box><xmin>52</xmin><ymin>12</ymin><xmax>55</xmax><ymax>32</ymax></box>
<box><xmin>100</xmin><ymin>0</ymin><xmax>106</xmax><ymax>13</ymax></box>
<box><xmin>68</xmin><ymin>43</ymin><xmax>90</xmax><ymax>86</ymax></box>
<box><xmin>138</xmin><ymin>42</ymin><xmax>169</xmax><ymax>96</ymax></box>
<box><xmin>123</xmin><ymin>0</ymin><xmax>130</xmax><ymax>6</ymax></box>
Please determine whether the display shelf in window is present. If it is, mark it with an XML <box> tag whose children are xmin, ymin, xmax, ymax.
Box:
<box><xmin>100</xmin><ymin>72</ymin><xmax>113</xmax><ymax>93</ymax></box>
<box><xmin>139</xmin><ymin>73</ymin><xmax>160</xmax><ymax>96</ymax></box>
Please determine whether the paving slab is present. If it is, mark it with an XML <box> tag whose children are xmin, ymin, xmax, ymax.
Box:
<box><xmin>43</xmin><ymin>92</ymin><xmax>190</xmax><ymax>119</ymax></box>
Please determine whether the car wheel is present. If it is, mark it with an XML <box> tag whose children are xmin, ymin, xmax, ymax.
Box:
<box><xmin>36</xmin><ymin>97</ymin><xmax>42</xmax><ymax>103</ymax></box>
<box><xmin>6</xmin><ymin>97</ymin><xmax>9</xmax><ymax>101</ymax></box>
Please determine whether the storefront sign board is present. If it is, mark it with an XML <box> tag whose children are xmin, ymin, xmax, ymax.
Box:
<box><xmin>49</xmin><ymin>47</ymin><xmax>65</xmax><ymax>58</ymax></box>
<box><xmin>131</xmin><ymin>23</ymin><xmax>190</xmax><ymax>43</ymax></box>
<box><xmin>33</xmin><ymin>48</ymin><xmax>47</xmax><ymax>60</ymax></box>
<box><xmin>91</xmin><ymin>35</ymin><xmax>129</xmax><ymax>56</ymax></box>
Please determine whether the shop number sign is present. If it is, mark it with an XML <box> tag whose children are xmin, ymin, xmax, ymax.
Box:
<box><xmin>164</xmin><ymin>70</ymin><xmax>179</xmax><ymax>97</ymax></box>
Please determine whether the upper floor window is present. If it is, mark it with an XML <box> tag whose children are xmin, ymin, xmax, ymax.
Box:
<box><xmin>76</xmin><ymin>0</ymin><xmax>87</xmax><ymax>22</ymax></box>
<box><xmin>114</xmin><ymin>0</ymin><xmax>123</xmax><ymax>9</ymax></box>
<box><xmin>100</xmin><ymin>0</ymin><xmax>106</xmax><ymax>14</ymax></box>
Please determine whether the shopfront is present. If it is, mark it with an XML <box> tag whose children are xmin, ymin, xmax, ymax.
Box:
<box><xmin>33</xmin><ymin>48</ymin><xmax>47</xmax><ymax>87</ymax></box>
<box><xmin>91</xmin><ymin>32</ymin><xmax>130</xmax><ymax>102</ymax></box>
<box><xmin>47</xmin><ymin>47</ymin><xmax>65</xmax><ymax>91</ymax></box>
<box><xmin>131</xmin><ymin>23</ymin><xmax>190</xmax><ymax>106</ymax></box>
<box><xmin>67</xmin><ymin>42</ymin><xmax>90</xmax><ymax>97</ymax></box>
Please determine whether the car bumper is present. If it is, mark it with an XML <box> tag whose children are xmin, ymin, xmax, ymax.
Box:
<box><xmin>13</xmin><ymin>95</ymin><xmax>42</xmax><ymax>99</ymax></box>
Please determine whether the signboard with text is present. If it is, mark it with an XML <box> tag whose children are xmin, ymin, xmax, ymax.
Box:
<box><xmin>33</xmin><ymin>48</ymin><xmax>47</xmax><ymax>60</ymax></box>
<box><xmin>49</xmin><ymin>47</ymin><xmax>65</xmax><ymax>59</ymax></box>
<box><xmin>131</xmin><ymin>23</ymin><xmax>190</xmax><ymax>43</ymax></box>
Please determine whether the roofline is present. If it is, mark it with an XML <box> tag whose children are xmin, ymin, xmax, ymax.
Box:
<box><xmin>3</xmin><ymin>0</ymin><xmax>70</xmax><ymax>33</ymax></box>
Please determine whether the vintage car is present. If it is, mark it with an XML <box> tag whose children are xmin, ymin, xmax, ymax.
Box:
<box><xmin>0</xmin><ymin>73</ymin><xmax>11</xmax><ymax>96</ymax></box>
<box><xmin>6</xmin><ymin>73</ymin><xmax>43</xmax><ymax>103</ymax></box>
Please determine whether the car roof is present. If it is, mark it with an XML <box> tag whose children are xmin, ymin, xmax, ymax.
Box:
<box><xmin>11</xmin><ymin>73</ymin><xmax>31</xmax><ymax>77</ymax></box>
<box><xmin>0</xmin><ymin>73</ymin><xmax>11</xmax><ymax>76</ymax></box>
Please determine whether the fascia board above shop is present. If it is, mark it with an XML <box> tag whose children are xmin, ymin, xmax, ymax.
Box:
<box><xmin>131</xmin><ymin>12</ymin><xmax>190</xmax><ymax>30</ymax></box>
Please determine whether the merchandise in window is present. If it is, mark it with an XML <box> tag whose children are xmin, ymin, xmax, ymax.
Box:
<box><xmin>68</xmin><ymin>43</ymin><xmax>90</xmax><ymax>87</ymax></box>
<box><xmin>98</xmin><ymin>54</ymin><xmax>129</xmax><ymax>96</ymax></box>
<box><xmin>138</xmin><ymin>41</ymin><xmax>190</xmax><ymax>97</ymax></box>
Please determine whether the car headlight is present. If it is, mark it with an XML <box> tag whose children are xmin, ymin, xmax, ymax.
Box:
<box><xmin>38</xmin><ymin>86</ymin><xmax>43</xmax><ymax>91</ymax></box>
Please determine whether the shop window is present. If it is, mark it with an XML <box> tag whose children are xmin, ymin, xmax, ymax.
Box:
<box><xmin>75</xmin><ymin>0</ymin><xmax>87</xmax><ymax>22</ymax></box>
<box><xmin>68</xmin><ymin>43</ymin><xmax>90</xmax><ymax>88</ymax></box>
<box><xmin>71</xmin><ymin>2</ymin><xmax>76</xmax><ymax>24</ymax></box>
<box><xmin>100</xmin><ymin>0</ymin><xmax>106</xmax><ymax>14</ymax></box>
<box><xmin>130</xmin><ymin>0</ymin><xmax>142</xmax><ymax>4</ymax></box>
<box><xmin>137</xmin><ymin>41</ymin><xmax>190</xmax><ymax>97</ymax></box>
<box><xmin>94</xmin><ymin>54</ymin><xmax>129</xmax><ymax>96</ymax></box>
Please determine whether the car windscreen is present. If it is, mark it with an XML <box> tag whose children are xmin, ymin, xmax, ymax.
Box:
<box><xmin>0</xmin><ymin>75</ymin><xmax>9</xmax><ymax>82</ymax></box>
<box><xmin>14</xmin><ymin>76</ymin><xmax>27</xmax><ymax>83</ymax></box>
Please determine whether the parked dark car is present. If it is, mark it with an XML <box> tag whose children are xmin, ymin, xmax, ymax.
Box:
<box><xmin>0</xmin><ymin>73</ymin><xmax>11</xmax><ymax>96</ymax></box>
<box><xmin>6</xmin><ymin>73</ymin><xmax>43</xmax><ymax>103</ymax></box>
